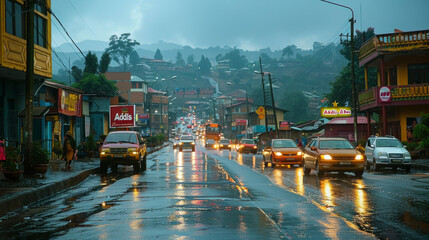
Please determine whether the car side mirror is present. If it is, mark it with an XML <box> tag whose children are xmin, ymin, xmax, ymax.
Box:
<box><xmin>370</xmin><ymin>144</ymin><xmax>375</xmax><ymax>148</ymax></box>
<box><xmin>310</xmin><ymin>146</ymin><xmax>317</xmax><ymax>151</ymax></box>
<box><xmin>403</xmin><ymin>145</ymin><xmax>407</xmax><ymax>149</ymax></box>
<box><xmin>265</xmin><ymin>146</ymin><xmax>272</xmax><ymax>150</ymax></box>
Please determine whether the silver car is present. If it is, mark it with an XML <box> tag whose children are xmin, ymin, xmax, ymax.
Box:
<box><xmin>365</xmin><ymin>136</ymin><xmax>411</xmax><ymax>172</ymax></box>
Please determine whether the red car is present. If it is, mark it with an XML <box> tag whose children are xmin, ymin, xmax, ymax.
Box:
<box><xmin>237</xmin><ymin>139</ymin><xmax>258</xmax><ymax>154</ymax></box>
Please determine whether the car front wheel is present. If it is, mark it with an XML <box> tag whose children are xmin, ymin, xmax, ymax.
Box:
<box><xmin>373</xmin><ymin>159</ymin><xmax>378</xmax><ymax>172</ymax></box>
<box><xmin>316</xmin><ymin>162</ymin><xmax>324</xmax><ymax>178</ymax></box>
<box><xmin>355</xmin><ymin>170</ymin><xmax>364</xmax><ymax>177</ymax></box>
<box><xmin>303</xmin><ymin>161</ymin><xmax>311</xmax><ymax>175</ymax></box>
<box><xmin>100</xmin><ymin>161</ymin><xmax>108</xmax><ymax>174</ymax></box>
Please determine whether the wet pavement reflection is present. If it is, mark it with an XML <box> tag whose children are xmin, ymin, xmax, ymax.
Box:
<box><xmin>0</xmin><ymin>146</ymin><xmax>286</xmax><ymax>239</ymax></box>
<box><xmin>216</xmin><ymin>147</ymin><xmax>429</xmax><ymax>240</ymax></box>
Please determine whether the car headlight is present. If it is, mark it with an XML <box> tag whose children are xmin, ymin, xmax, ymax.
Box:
<box><xmin>180</xmin><ymin>142</ymin><xmax>183</xmax><ymax>145</ymax></box>
<box><xmin>128</xmin><ymin>148</ymin><xmax>138</xmax><ymax>154</ymax></box>
<box><xmin>321</xmin><ymin>154</ymin><xmax>332</xmax><ymax>160</ymax></box>
<box><xmin>355</xmin><ymin>154</ymin><xmax>363</xmax><ymax>160</ymax></box>
<box><xmin>228</xmin><ymin>144</ymin><xmax>231</xmax><ymax>147</ymax></box>
<box><xmin>378</xmin><ymin>152</ymin><xmax>387</xmax><ymax>156</ymax></box>
<box><xmin>191</xmin><ymin>142</ymin><xmax>195</xmax><ymax>145</ymax></box>
<box><xmin>220</xmin><ymin>144</ymin><xmax>224</xmax><ymax>147</ymax></box>
<box><xmin>101</xmin><ymin>148</ymin><xmax>110</xmax><ymax>154</ymax></box>
<box><xmin>404</xmin><ymin>152</ymin><xmax>411</xmax><ymax>158</ymax></box>
<box><xmin>253</xmin><ymin>146</ymin><xmax>257</xmax><ymax>149</ymax></box>
<box><xmin>263</xmin><ymin>151</ymin><xmax>270</xmax><ymax>155</ymax></box>
<box><xmin>297</xmin><ymin>151</ymin><xmax>302</xmax><ymax>156</ymax></box>
<box><xmin>275</xmin><ymin>152</ymin><xmax>283</xmax><ymax>156</ymax></box>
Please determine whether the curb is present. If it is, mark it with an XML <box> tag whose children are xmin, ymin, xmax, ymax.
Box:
<box><xmin>0</xmin><ymin>143</ymin><xmax>170</xmax><ymax>218</ymax></box>
<box><xmin>412</xmin><ymin>164</ymin><xmax>429</xmax><ymax>171</ymax></box>
<box><xmin>0</xmin><ymin>167</ymin><xmax>99</xmax><ymax>217</ymax></box>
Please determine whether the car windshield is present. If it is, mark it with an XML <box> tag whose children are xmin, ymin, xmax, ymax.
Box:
<box><xmin>207</xmin><ymin>139</ymin><xmax>215</xmax><ymax>143</ymax></box>
<box><xmin>220</xmin><ymin>140</ymin><xmax>230</xmax><ymax>144</ymax></box>
<box><xmin>376</xmin><ymin>139</ymin><xmax>402</xmax><ymax>147</ymax></box>
<box><xmin>241</xmin><ymin>140</ymin><xmax>255</xmax><ymax>144</ymax></box>
<box><xmin>272</xmin><ymin>140</ymin><xmax>297</xmax><ymax>148</ymax></box>
<box><xmin>104</xmin><ymin>133</ymin><xmax>138</xmax><ymax>144</ymax></box>
<box><xmin>319</xmin><ymin>140</ymin><xmax>354</xmax><ymax>149</ymax></box>
<box><xmin>181</xmin><ymin>136</ymin><xmax>194</xmax><ymax>140</ymax></box>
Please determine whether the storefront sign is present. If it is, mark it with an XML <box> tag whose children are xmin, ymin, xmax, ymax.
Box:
<box><xmin>110</xmin><ymin>105</ymin><xmax>136</xmax><ymax>128</ymax></box>
<box><xmin>279</xmin><ymin>121</ymin><xmax>291</xmax><ymax>130</ymax></box>
<box><xmin>379</xmin><ymin>86</ymin><xmax>391</xmax><ymax>102</ymax></box>
<box><xmin>58</xmin><ymin>89</ymin><xmax>82</xmax><ymax>117</ymax></box>
<box><xmin>45</xmin><ymin>115</ymin><xmax>58</xmax><ymax>121</ymax></box>
<box><xmin>235</xmin><ymin>119</ymin><xmax>248</xmax><ymax>125</ymax></box>
<box><xmin>321</xmin><ymin>107</ymin><xmax>352</xmax><ymax>118</ymax></box>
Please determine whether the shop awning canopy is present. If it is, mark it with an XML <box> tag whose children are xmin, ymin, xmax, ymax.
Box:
<box><xmin>18</xmin><ymin>106</ymin><xmax>50</xmax><ymax>117</ymax></box>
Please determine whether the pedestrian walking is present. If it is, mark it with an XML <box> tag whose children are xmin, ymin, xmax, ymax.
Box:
<box><xmin>62</xmin><ymin>131</ymin><xmax>76</xmax><ymax>170</ymax></box>
<box><xmin>0</xmin><ymin>136</ymin><xmax>5</xmax><ymax>170</ymax></box>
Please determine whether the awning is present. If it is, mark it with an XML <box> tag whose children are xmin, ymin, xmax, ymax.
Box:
<box><xmin>18</xmin><ymin>106</ymin><xmax>50</xmax><ymax>117</ymax></box>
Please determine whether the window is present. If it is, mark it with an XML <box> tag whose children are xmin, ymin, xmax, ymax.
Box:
<box><xmin>35</xmin><ymin>0</ymin><xmax>47</xmax><ymax>15</ymax></box>
<box><xmin>5</xmin><ymin>0</ymin><xmax>24</xmax><ymax>38</ymax></box>
<box><xmin>267</xmin><ymin>115</ymin><xmax>275</xmax><ymax>124</ymax></box>
<box><xmin>389</xmin><ymin>67</ymin><xmax>397</xmax><ymax>86</ymax></box>
<box><xmin>408</xmin><ymin>64</ymin><xmax>429</xmax><ymax>84</ymax></box>
<box><xmin>35</xmin><ymin>14</ymin><xmax>47</xmax><ymax>47</ymax></box>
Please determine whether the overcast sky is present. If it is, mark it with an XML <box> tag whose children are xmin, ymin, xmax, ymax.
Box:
<box><xmin>51</xmin><ymin>0</ymin><xmax>429</xmax><ymax>51</ymax></box>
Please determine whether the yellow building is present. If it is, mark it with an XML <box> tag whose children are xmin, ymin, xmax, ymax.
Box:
<box><xmin>0</xmin><ymin>0</ymin><xmax>52</xmax><ymax>144</ymax></box>
<box><xmin>358</xmin><ymin>30</ymin><xmax>429</xmax><ymax>141</ymax></box>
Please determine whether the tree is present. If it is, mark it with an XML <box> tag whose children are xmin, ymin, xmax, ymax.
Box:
<box><xmin>282</xmin><ymin>46</ymin><xmax>294</xmax><ymax>58</ymax></box>
<box><xmin>175</xmin><ymin>51</ymin><xmax>185</xmax><ymax>66</ymax></box>
<box><xmin>198</xmin><ymin>55</ymin><xmax>211</xmax><ymax>75</ymax></box>
<box><xmin>71</xmin><ymin>66</ymin><xmax>83</xmax><ymax>82</ymax></box>
<box><xmin>84</xmin><ymin>51</ymin><xmax>98</xmax><ymax>74</ymax></box>
<box><xmin>154</xmin><ymin>48</ymin><xmax>163</xmax><ymax>60</ymax></box>
<box><xmin>72</xmin><ymin>74</ymin><xmax>117</xmax><ymax>97</ymax></box>
<box><xmin>279</xmin><ymin>90</ymin><xmax>309</xmax><ymax>123</ymax></box>
<box><xmin>98</xmin><ymin>52</ymin><xmax>111</xmax><ymax>73</ymax></box>
<box><xmin>105</xmin><ymin>33</ymin><xmax>140</xmax><ymax>71</ymax></box>
<box><xmin>224</xmin><ymin>49</ymin><xmax>247</xmax><ymax>69</ymax></box>
<box><xmin>129</xmin><ymin>50</ymin><xmax>140</xmax><ymax>67</ymax></box>
<box><xmin>187</xmin><ymin>54</ymin><xmax>195</xmax><ymax>66</ymax></box>
<box><xmin>326</xmin><ymin>28</ymin><xmax>375</xmax><ymax>106</ymax></box>
<box><xmin>215</xmin><ymin>53</ymin><xmax>223</xmax><ymax>62</ymax></box>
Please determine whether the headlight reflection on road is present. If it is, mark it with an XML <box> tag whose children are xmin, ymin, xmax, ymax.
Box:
<box><xmin>320</xmin><ymin>180</ymin><xmax>335</xmax><ymax>211</ymax></box>
<box><xmin>295</xmin><ymin>168</ymin><xmax>305</xmax><ymax>195</ymax></box>
<box><xmin>273</xmin><ymin>169</ymin><xmax>283</xmax><ymax>186</ymax></box>
<box><xmin>237</xmin><ymin>154</ymin><xmax>243</xmax><ymax>165</ymax></box>
<box><xmin>354</xmin><ymin>180</ymin><xmax>371</xmax><ymax>217</ymax></box>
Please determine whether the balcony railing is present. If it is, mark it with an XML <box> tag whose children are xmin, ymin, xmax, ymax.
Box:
<box><xmin>359</xmin><ymin>30</ymin><xmax>429</xmax><ymax>61</ymax></box>
<box><xmin>359</xmin><ymin>83</ymin><xmax>429</xmax><ymax>109</ymax></box>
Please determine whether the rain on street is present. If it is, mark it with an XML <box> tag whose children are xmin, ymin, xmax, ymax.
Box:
<box><xmin>1</xmin><ymin>141</ymin><xmax>428</xmax><ymax>239</ymax></box>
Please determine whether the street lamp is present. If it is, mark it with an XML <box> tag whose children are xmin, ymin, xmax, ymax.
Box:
<box><xmin>321</xmin><ymin>0</ymin><xmax>357</xmax><ymax>143</ymax></box>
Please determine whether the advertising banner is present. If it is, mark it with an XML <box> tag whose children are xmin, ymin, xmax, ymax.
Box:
<box><xmin>110</xmin><ymin>105</ymin><xmax>136</xmax><ymax>128</ymax></box>
<box><xmin>279</xmin><ymin>121</ymin><xmax>291</xmax><ymax>130</ymax></box>
<box><xmin>320</xmin><ymin>107</ymin><xmax>352</xmax><ymax>118</ymax></box>
<box><xmin>58</xmin><ymin>88</ymin><xmax>82</xmax><ymax>117</ymax></box>
<box><xmin>379</xmin><ymin>86</ymin><xmax>391</xmax><ymax>103</ymax></box>
<box><xmin>235</xmin><ymin>119</ymin><xmax>248</xmax><ymax>126</ymax></box>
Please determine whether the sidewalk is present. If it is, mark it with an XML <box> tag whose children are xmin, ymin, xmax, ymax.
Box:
<box><xmin>0</xmin><ymin>143</ymin><xmax>169</xmax><ymax>218</ymax></box>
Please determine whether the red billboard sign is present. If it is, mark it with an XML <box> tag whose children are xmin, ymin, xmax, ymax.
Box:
<box><xmin>110</xmin><ymin>105</ymin><xmax>136</xmax><ymax>128</ymax></box>
<box><xmin>379</xmin><ymin>86</ymin><xmax>391</xmax><ymax>103</ymax></box>
<box><xmin>235</xmin><ymin>119</ymin><xmax>248</xmax><ymax>126</ymax></box>
<box><xmin>58</xmin><ymin>88</ymin><xmax>82</xmax><ymax>117</ymax></box>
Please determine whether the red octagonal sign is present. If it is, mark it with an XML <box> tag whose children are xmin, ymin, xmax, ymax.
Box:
<box><xmin>379</xmin><ymin>86</ymin><xmax>391</xmax><ymax>103</ymax></box>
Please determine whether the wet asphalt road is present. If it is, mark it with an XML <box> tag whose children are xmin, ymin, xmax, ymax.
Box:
<box><xmin>213</xmin><ymin>146</ymin><xmax>429</xmax><ymax>240</ymax></box>
<box><xmin>0</xmin><ymin>142</ymin><xmax>427</xmax><ymax>239</ymax></box>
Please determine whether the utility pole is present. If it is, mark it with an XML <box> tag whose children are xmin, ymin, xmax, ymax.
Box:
<box><xmin>268</xmin><ymin>73</ymin><xmax>278</xmax><ymax>138</ymax></box>
<box><xmin>24</xmin><ymin>0</ymin><xmax>35</xmax><ymax>174</ymax></box>
<box><xmin>68</xmin><ymin>58</ymin><xmax>71</xmax><ymax>86</ymax></box>
<box><xmin>322</xmin><ymin>0</ymin><xmax>357</xmax><ymax>143</ymax></box>
<box><xmin>258</xmin><ymin>57</ymin><xmax>269</xmax><ymax>145</ymax></box>
<box><xmin>245</xmin><ymin>90</ymin><xmax>251</xmax><ymax>138</ymax></box>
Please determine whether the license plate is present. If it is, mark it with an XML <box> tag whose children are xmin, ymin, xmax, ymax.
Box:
<box><xmin>114</xmin><ymin>154</ymin><xmax>123</xmax><ymax>158</ymax></box>
<box><xmin>340</xmin><ymin>161</ymin><xmax>351</xmax><ymax>165</ymax></box>
<box><xmin>391</xmin><ymin>159</ymin><xmax>402</xmax><ymax>163</ymax></box>
<box><xmin>287</xmin><ymin>158</ymin><xmax>295</xmax><ymax>161</ymax></box>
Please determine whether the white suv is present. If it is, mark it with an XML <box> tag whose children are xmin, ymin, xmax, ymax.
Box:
<box><xmin>365</xmin><ymin>136</ymin><xmax>411</xmax><ymax>172</ymax></box>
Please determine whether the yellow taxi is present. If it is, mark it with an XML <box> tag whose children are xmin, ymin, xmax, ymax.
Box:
<box><xmin>263</xmin><ymin>139</ymin><xmax>303</xmax><ymax>167</ymax></box>
<box><xmin>302</xmin><ymin>137</ymin><xmax>365</xmax><ymax>178</ymax></box>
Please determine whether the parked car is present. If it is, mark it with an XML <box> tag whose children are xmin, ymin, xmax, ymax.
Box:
<box><xmin>179</xmin><ymin>135</ymin><xmax>195</xmax><ymax>152</ymax></box>
<box><xmin>173</xmin><ymin>137</ymin><xmax>180</xmax><ymax>149</ymax></box>
<box><xmin>218</xmin><ymin>139</ymin><xmax>232</xmax><ymax>151</ymax></box>
<box><xmin>100</xmin><ymin>131</ymin><xmax>147</xmax><ymax>173</ymax></box>
<box><xmin>365</xmin><ymin>135</ymin><xmax>411</xmax><ymax>172</ymax></box>
<box><xmin>237</xmin><ymin>139</ymin><xmax>258</xmax><ymax>154</ymax></box>
<box><xmin>205</xmin><ymin>139</ymin><xmax>216</xmax><ymax>149</ymax></box>
<box><xmin>302</xmin><ymin>137</ymin><xmax>365</xmax><ymax>178</ymax></box>
<box><xmin>263</xmin><ymin>139</ymin><xmax>303</xmax><ymax>167</ymax></box>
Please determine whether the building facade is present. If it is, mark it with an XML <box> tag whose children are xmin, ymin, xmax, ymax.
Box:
<box><xmin>358</xmin><ymin>30</ymin><xmax>429</xmax><ymax>141</ymax></box>
<box><xmin>0</xmin><ymin>0</ymin><xmax>52</xmax><ymax>146</ymax></box>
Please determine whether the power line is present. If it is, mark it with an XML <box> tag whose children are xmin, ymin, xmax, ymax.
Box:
<box><xmin>47</xmin><ymin>6</ymin><xmax>104</xmax><ymax>79</ymax></box>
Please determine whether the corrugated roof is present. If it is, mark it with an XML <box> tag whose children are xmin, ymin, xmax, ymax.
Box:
<box><xmin>326</xmin><ymin>116</ymin><xmax>373</xmax><ymax>125</ymax></box>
